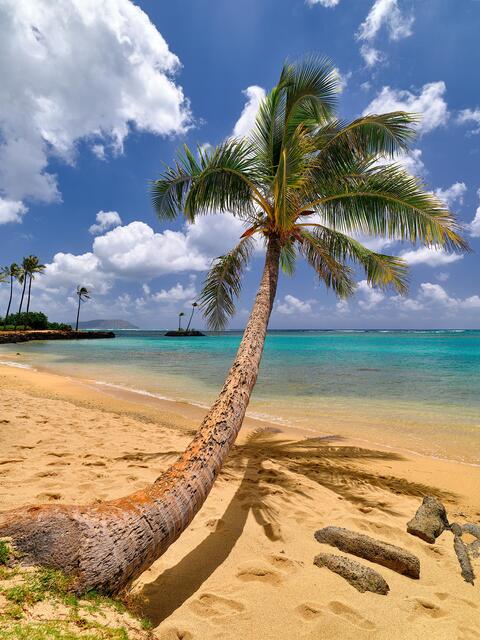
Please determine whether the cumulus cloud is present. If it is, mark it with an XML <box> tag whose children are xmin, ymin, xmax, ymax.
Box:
<box><xmin>89</xmin><ymin>210</ymin><xmax>123</xmax><ymax>235</ymax></box>
<box><xmin>468</xmin><ymin>189</ymin><xmax>480</xmax><ymax>237</ymax></box>
<box><xmin>0</xmin><ymin>198</ymin><xmax>28</xmax><ymax>224</ymax></box>
<box><xmin>400</xmin><ymin>247</ymin><xmax>463</xmax><ymax>267</ymax></box>
<box><xmin>38</xmin><ymin>213</ymin><xmax>250</xmax><ymax>298</ymax></box>
<box><xmin>0</xmin><ymin>0</ymin><xmax>190</xmax><ymax>218</ymax></box>
<box><xmin>152</xmin><ymin>280</ymin><xmax>197</xmax><ymax>304</ymax></box>
<box><xmin>456</xmin><ymin>108</ymin><xmax>480</xmax><ymax>135</ymax></box>
<box><xmin>364</xmin><ymin>82</ymin><xmax>448</xmax><ymax>134</ymax></box>
<box><xmin>359</xmin><ymin>45</ymin><xmax>383</xmax><ymax>68</ymax></box>
<box><xmin>357</xmin><ymin>0</ymin><xmax>414</xmax><ymax>42</ymax></box>
<box><xmin>434</xmin><ymin>182</ymin><xmax>467</xmax><ymax>208</ymax></box>
<box><xmin>356</xmin><ymin>280</ymin><xmax>385</xmax><ymax>309</ymax></box>
<box><xmin>419</xmin><ymin>283</ymin><xmax>480</xmax><ymax>310</ymax></box>
<box><xmin>232</xmin><ymin>86</ymin><xmax>266</xmax><ymax>138</ymax></box>
<box><xmin>306</xmin><ymin>0</ymin><xmax>340</xmax><ymax>6</ymax></box>
<box><xmin>276</xmin><ymin>295</ymin><xmax>313</xmax><ymax>315</ymax></box>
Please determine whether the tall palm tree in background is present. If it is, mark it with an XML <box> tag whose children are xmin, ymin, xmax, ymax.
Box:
<box><xmin>24</xmin><ymin>255</ymin><xmax>46</xmax><ymax>323</ymax></box>
<box><xmin>1</xmin><ymin>263</ymin><xmax>20</xmax><ymax>327</ymax></box>
<box><xmin>177</xmin><ymin>310</ymin><xmax>185</xmax><ymax>331</ymax></box>
<box><xmin>75</xmin><ymin>286</ymin><xmax>90</xmax><ymax>331</ymax></box>
<box><xmin>14</xmin><ymin>258</ymin><xmax>29</xmax><ymax>328</ymax></box>
<box><xmin>185</xmin><ymin>301</ymin><xmax>198</xmax><ymax>332</ymax></box>
<box><xmin>0</xmin><ymin>56</ymin><xmax>467</xmax><ymax>595</ymax></box>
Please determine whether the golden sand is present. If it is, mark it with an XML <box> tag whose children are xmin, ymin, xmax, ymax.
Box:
<box><xmin>0</xmin><ymin>362</ymin><xmax>479</xmax><ymax>639</ymax></box>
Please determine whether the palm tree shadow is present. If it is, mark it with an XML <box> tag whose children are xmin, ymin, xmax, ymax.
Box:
<box><xmin>136</xmin><ymin>430</ymin><xmax>454</xmax><ymax>626</ymax></box>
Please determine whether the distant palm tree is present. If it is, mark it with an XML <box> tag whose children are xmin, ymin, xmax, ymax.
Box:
<box><xmin>185</xmin><ymin>301</ymin><xmax>198</xmax><ymax>332</ymax></box>
<box><xmin>24</xmin><ymin>255</ymin><xmax>46</xmax><ymax>324</ymax></box>
<box><xmin>1</xmin><ymin>56</ymin><xmax>467</xmax><ymax>596</ymax></box>
<box><xmin>75</xmin><ymin>286</ymin><xmax>90</xmax><ymax>331</ymax></box>
<box><xmin>178</xmin><ymin>311</ymin><xmax>185</xmax><ymax>332</ymax></box>
<box><xmin>14</xmin><ymin>258</ymin><xmax>29</xmax><ymax>328</ymax></box>
<box><xmin>2</xmin><ymin>263</ymin><xmax>20</xmax><ymax>327</ymax></box>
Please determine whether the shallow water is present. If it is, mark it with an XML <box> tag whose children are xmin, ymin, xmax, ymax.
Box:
<box><xmin>2</xmin><ymin>330</ymin><xmax>479</xmax><ymax>464</ymax></box>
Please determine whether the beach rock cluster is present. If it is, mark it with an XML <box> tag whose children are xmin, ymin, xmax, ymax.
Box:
<box><xmin>313</xmin><ymin>526</ymin><xmax>420</xmax><ymax>595</ymax></box>
<box><xmin>406</xmin><ymin>496</ymin><xmax>478</xmax><ymax>585</ymax></box>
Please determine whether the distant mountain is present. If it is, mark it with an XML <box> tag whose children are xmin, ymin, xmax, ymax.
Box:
<box><xmin>76</xmin><ymin>319</ymin><xmax>140</xmax><ymax>330</ymax></box>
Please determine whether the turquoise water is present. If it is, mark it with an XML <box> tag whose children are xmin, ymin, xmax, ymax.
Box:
<box><xmin>1</xmin><ymin>330</ymin><xmax>479</xmax><ymax>463</ymax></box>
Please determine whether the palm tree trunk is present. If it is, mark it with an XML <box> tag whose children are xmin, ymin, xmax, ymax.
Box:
<box><xmin>4</xmin><ymin>276</ymin><xmax>13</xmax><ymax>327</ymax></box>
<box><xmin>14</xmin><ymin>278</ymin><xmax>27</xmax><ymax>328</ymax></box>
<box><xmin>185</xmin><ymin>307</ymin><xmax>195</xmax><ymax>333</ymax></box>
<box><xmin>75</xmin><ymin>296</ymin><xmax>81</xmax><ymax>331</ymax></box>
<box><xmin>26</xmin><ymin>275</ymin><xmax>33</xmax><ymax>325</ymax></box>
<box><xmin>0</xmin><ymin>237</ymin><xmax>281</xmax><ymax>595</ymax></box>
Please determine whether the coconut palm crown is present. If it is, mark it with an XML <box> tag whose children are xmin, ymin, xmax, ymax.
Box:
<box><xmin>152</xmin><ymin>56</ymin><xmax>466</xmax><ymax>329</ymax></box>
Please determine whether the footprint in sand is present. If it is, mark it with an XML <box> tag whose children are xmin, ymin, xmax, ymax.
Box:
<box><xmin>236</xmin><ymin>564</ymin><xmax>283</xmax><ymax>585</ymax></box>
<box><xmin>188</xmin><ymin>593</ymin><xmax>245</xmax><ymax>619</ymax></box>
<box><xmin>327</xmin><ymin>601</ymin><xmax>375</xmax><ymax>630</ymax></box>
<box><xmin>412</xmin><ymin>599</ymin><xmax>446</xmax><ymax>619</ymax></box>
<box><xmin>296</xmin><ymin>603</ymin><xmax>323</xmax><ymax>621</ymax></box>
<box><xmin>267</xmin><ymin>553</ymin><xmax>300</xmax><ymax>573</ymax></box>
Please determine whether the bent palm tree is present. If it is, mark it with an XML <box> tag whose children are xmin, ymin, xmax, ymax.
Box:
<box><xmin>178</xmin><ymin>311</ymin><xmax>185</xmax><ymax>331</ymax></box>
<box><xmin>1</xmin><ymin>263</ymin><xmax>20</xmax><ymax>327</ymax></box>
<box><xmin>0</xmin><ymin>56</ymin><xmax>467</xmax><ymax>595</ymax></box>
<box><xmin>24</xmin><ymin>255</ymin><xmax>46</xmax><ymax>323</ymax></box>
<box><xmin>14</xmin><ymin>258</ymin><xmax>28</xmax><ymax>328</ymax></box>
<box><xmin>75</xmin><ymin>286</ymin><xmax>90</xmax><ymax>331</ymax></box>
<box><xmin>185</xmin><ymin>301</ymin><xmax>198</xmax><ymax>332</ymax></box>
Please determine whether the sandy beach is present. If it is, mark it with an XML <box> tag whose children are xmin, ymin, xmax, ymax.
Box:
<box><xmin>0</xmin><ymin>360</ymin><xmax>479</xmax><ymax>639</ymax></box>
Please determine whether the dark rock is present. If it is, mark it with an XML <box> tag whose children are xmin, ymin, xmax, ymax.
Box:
<box><xmin>314</xmin><ymin>526</ymin><xmax>420</xmax><ymax>579</ymax></box>
<box><xmin>462</xmin><ymin>523</ymin><xmax>480</xmax><ymax>540</ymax></box>
<box><xmin>450</xmin><ymin>522</ymin><xmax>463</xmax><ymax>537</ymax></box>
<box><xmin>0</xmin><ymin>330</ymin><xmax>115</xmax><ymax>344</ymax></box>
<box><xmin>164</xmin><ymin>330</ymin><xmax>205</xmax><ymax>337</ymax></box>
<box><xmin>453</xmin><ymin>535</ymin><xmax>475</xmax><ymax>585</ymax></box>
<box><xmin>314</xmin><ymin>552</ymin><xmax>389</xmax><ymax>595</ymax></box>
<box><xmin>407</xmin><ymin>496</ymin><xmax>449</xmax><ymax>543</ymax></box>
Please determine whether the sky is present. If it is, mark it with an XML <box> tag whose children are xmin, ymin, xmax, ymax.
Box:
<box><xmin>0</xmin><ymin>0</ymin><xmax>479</xmax><ymax>330</ymax></box>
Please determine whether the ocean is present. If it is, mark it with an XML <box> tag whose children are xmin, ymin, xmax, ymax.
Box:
<box><xmin>1</xmin><ymin>330</ymin><xmax>479</xmax><ymax>465</ymax></box>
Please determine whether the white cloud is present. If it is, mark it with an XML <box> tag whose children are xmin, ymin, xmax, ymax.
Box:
<box><xmin>356</xmin><ymin>280</ymin><xmax>385</xmax><ymax>309</ymax></box>
<box><xmin>152</xmin><ymin>281</ymin><xmax>197</xmax><ymax>304</ymax></box>
<box><xmin>456</xmin><ymin>108</ymin><xmax>480</xmax><ymax>135</ymax></box>
<box><xmin>400</xmin><ymin>247</ymin><xmax>463</xmax><ymax>267</ymax></box>
<box><xmin>434</xmin><ymin>182</ymin><xmax>467</xmax><ymax>208</ymax></box>
<box><xmin>40</xmin><ymin>252</ymin><xmax>110</xmax><ymax>295</ymax></box>
<box><xmin>437</xmin><ymin>272</ymin><xmax>450</xmax><ymax>282</ymax></box>
<box><xmin>276</xmin><ymin>295</ymin><xmax>313</xmax><ymax>315</ymax></box>
<box><xmin>364</xmin><ymin>82</ymin><xmax>448</xmax><ymax>134</ymax></box>
<box><xmin>334</xmin><ymin>68</ymin><xmax>352</xmax><ymax>93</ymax></box>
<box><xmin>376</xmin><ymin>148</ymin><xmax>425</xmax><ymax>176</ymax></box>
<box><xmin>357</xmin><ymin>0</ymin><xmax>414</xmax><ymax>42</ymax></box>
<box><xmin>0</xmin><ymin>0</ymin><xmax>190</xmax><ymax>216</ymax></box>
<box><xmin>306</xmin><ymin>0</ymin><xmax>340</xmax><ymax>6</ymax></box>
<box><xmin>467</xmin><ymin>188</ymin><xmax>480</xmax><ymax>238</ymax></box>
<box><xmin>89</xmin><ymin>210</ymin><xmax>123</xmax><ymax>235</ymax></box>
<box><xmin>419</xmin><ymin>283</ymin><xmax>480</xmax><ymax>310</ymax></box>
<box><xmin>359</xmin><ymin>45</ymin><xmax>383</xmax><ymax>68</ymax></box>
<box><xmin>0</xmin><ymin>198</ymin><xmax>28</xmax><ymax>224</ymax></box>
<box><xmin>232</xmin><ymin>86</ymin><xmax>266</xmax><ymax>138</ymax></box>
<box><xmin>336</xmin><ymin>299</ymin><xmax>350</xmax><ymax>315</ymax></box>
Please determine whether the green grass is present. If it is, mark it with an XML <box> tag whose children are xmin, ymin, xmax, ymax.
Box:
<box><xmin>0</xmin><ymin>621</ymin><xmax>130</xmax><ymax>640</ymax></box>
<box><xmin>0</xmin><ymin>540</ymin><xmax>10</xmax><ymax>565</ymax></box>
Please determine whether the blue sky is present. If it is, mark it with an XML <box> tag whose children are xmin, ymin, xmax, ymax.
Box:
<box><xmin>0</xmin><ymin>0</ymin><xmax>479</xmax><ymax>329</ymax></box>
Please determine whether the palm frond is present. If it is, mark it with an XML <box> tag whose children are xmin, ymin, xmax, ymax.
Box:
<box><xmin>300</xmin><ymin>165</ymin><xmax>469</xmax><ymax>252</ymax></box>
<box><xmin>300</xmin><ymin>226</ymin><xmax>408</xmax><ymax>293</ymax></box>
<box><xmin>298</xmin><ymin>229</ymin><xmax>355</xmax><ymax>297</ymax></box>
<box><xmin>279</xmin><ymin>241</ymin><xmax>297</xmax><ymax>275</ymax></box>
<box><xmin>198</xmin><ymin>237</ymin><xmax>255</xmax><ymax>330</ymax></box>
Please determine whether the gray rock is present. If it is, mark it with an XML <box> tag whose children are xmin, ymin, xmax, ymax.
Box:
<box><xmin>406</xmin><ymin>496</ymin><xmax>449</xmax><ymax>543</ymax></box>
<box><xmin>314</xmin><ymin>552</ymin><xmax>390</xmax><ymax>595</ymax></box>
<box><xmin>453</xmin><ymin>535</ymin><xmax>475</xmax><ymax>585</ymax></box>
<box><xmin>462</xmin><ymin>523</ymin><xmax>480</xmax><ymax>540</ymax></box>
<box><xmin>450</xmin><ymin>522</ymin><xmax>462</xmax><ymax>537</ymax></box>
<box><xmin>314</xmin><ymin>526</ymin><xmax>420</xmax><ymax>579</ymax></box>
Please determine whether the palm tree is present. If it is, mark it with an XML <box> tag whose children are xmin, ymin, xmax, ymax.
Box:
<box><xmin>14</xmin><ymin>258</ymin><xmax>28</xmax><ymax>328</ymax></box>
<box><xmin>24</xmin><ymin>255</ymin><xmax>46</xmax><ymax>325</ymax></box>
<box><xmin>185</xmin><ymin>301</ymin><xmax>198</xmax><ymax>332</ymax></box>
<box><xmin>1</xmin><ymin>263</ymin><xmax>20</xmax><ymax>328</ymax></box>
<box><xmin>75</xmin><ymin>286</ymin><xmax>90</xmax><ymax>331</ymax></box>
<box><xmin>0</xmin><ymin>56</ymin><xmax>467</xmax><ymax>595</ymax></box>
<box><xmin>178</xmin><ymin>311</ymin><xmax>185</xmax><ymax>332</ymax></box>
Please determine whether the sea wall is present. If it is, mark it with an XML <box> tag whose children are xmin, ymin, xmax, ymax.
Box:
<box><xmin>0</xmin><ymin>330</ymin><xmax>115</xmax><ymax>344</ymax></box>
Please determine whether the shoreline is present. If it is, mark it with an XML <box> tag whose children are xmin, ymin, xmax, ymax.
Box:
<box><xmin>1</xmin><ymin>360</ymin><xmax>479</xmax><ymax>514</ymax></box>
<box><xmin>0</xmin><ymin>356</ymin><xmax>479</xmax><ymax>471</ymax></box>
<box><xmin>0</xmin><ymin>329</ymin><xmax>115</xmax><ymax>344</ymax></box>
